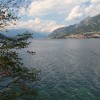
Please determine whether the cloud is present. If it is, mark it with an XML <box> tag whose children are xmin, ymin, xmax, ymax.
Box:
<box><xmin>66</xmin><ymin>6</ymin><xmax>83</xmax><ymax>20</ymax></box>
<box><xmin>19</xmin><ymin>8</ymin><xmax>26</xmax><ymax>15</ymax></box>
<box><xmin>85</xmin><ymin>1</ymin><xmax>100</xmax><ymax>16</ymax></box>
<box><xmin>90</xmin><ymin>0</ymin><xmax>100</xmax><ymax>4</ymax></box>
<box><xmin>66</xmin><ymin>0</ymin><xmax>100</xmax><ymax>21</ymax></box>
<box><xmin>7</xmin><ymin>18</ymin><xmax>64</xmax><ymax>33</ymax></box>
<box><xmin>20</xmin><ymin>0</ymin><xmax>99</xmax><ymax>21</ymax></box>
<box><xmin>28</xmin><ymin>0</ymin><xmax>68</xmax><ymax>16</ymax></box>
<box><xmin>16</xmin><ymin>0</ymin><xmax>100</xmax><ymax>29</ymax></box>
<box><xmin>20</xmin><ymin>0</ymin><xmax>86</xmax><ymax>16</ymax></box>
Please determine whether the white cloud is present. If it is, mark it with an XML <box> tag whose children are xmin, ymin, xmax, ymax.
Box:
<box><xmin>90</xmin><ymin>0</ymin><xmax>100</xmax><ymax>4</ymax></box>
<box><xmin>66</xmin><ymin>0</ymin><xmax>100</xmax><ymax>21</ymax></box>
<box><xmin>28</xmin><ymin>0</ymin><xmax>55</xmax><ymax>16</ymax></box>
<box><xmin>66</xmin><ymin>6</ymin><xmax>83</xmax><ymax>20</ymax></box>
<box><xmin>16</xmin><ymin>0</ymin><xmax>100</xmax><ymax>29</ymax></box>
<box><xmin>20</xmin><ymin>0</ymin><xmax>86</xmax><ymax>16</ymax></box>
<box><xmin>7</xmin><ymin>18</ymin><xmax>64</xmax><ymax>33</ymax></box>
<box><xmin>19</xmin><ymin>8</ymin><xmax>26</xmax><ymax>15</ymax></box>
<box><xmin>85</xmin><ymin>1</ymin><xmax>100</xmax><ymax>16</ymax></box>
<box><xmin>28</xmin><ymin>0</ymin><xmax>71</xmax><ymax>16</ymax></box>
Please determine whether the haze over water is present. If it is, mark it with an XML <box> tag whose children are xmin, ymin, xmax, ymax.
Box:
<box><xmin>22</xmin><ymin>39</ymin><xmax>100</xmax><ymax>100</ymax></box>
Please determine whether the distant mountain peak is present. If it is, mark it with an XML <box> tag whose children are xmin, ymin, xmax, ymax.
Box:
<box><xmin>49</xmin><ymin>14</ymin><xmax>100</xmax><ymax>38</ymax></box>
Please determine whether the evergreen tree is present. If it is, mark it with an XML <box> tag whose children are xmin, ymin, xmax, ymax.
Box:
<box><xmin>0</xmin><ymin>0</ymin><xmax>38</xmax><ymax>99</ymax></box>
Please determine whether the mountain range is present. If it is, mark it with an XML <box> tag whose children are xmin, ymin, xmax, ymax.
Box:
<box><xmin>49</xmin><ymin>14</ymin><xmax>100</xmax><ymax>38</ymax></box>
<box><xmin>0</xmin><ymin>14</ymin><xmax>100</xmax><ymax>39</ymax></box>
<box><xmin>1</xmin><ymin>29</ymin><xmax>48</xmax><ymax>38</ymax></box>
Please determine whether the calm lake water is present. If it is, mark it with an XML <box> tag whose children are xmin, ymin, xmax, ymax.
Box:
<box><xmin>22</xmin><ymin>39</ymin><xmax>100</xmax><ymax>100</ymax></box>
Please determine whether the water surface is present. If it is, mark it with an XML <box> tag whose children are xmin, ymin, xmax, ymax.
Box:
<box><xmin>22</xmin><ymin>39</ymin><xmax>100</xmax><ymax>100</ymax></box>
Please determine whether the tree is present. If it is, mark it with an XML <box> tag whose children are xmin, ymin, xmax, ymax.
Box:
<box><xmin>0</xmin><ymin>0</ymin><xmax>38</xmax><ymax>99</ymax></box>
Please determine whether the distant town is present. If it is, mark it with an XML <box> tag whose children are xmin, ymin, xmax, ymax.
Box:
<box><xmin>65</xmin><ymin>32</ymin><xmax>100</xmax><ymax>39</ymax></box>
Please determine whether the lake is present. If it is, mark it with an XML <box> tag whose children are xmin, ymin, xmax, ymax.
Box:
<box><xmin>22</xmin><ymin>39</ymin><xmax>100</xmax><ymax>100</ymax></box>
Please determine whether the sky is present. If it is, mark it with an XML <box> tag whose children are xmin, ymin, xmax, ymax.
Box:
<box><xmin>8</xmin><ymin>0</ymin><xmax>100</xmax><ymax>34</ymax></box>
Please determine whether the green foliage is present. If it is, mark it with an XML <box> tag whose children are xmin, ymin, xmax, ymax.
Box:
<box><xmin>0</xmin><ymin>0</ymin><xmax>30</xmax><ymax>30</ymax></box>
<box><xmin>0</xmin><ymin>83</ymin><xmax>38</xmax><ymax>100</ymax></box>
<box><xmin>0</xmin><ymin>0</ymin><xmax>39</xmax><ymax>99</ymax></box>
<box><xmin>0</xmin><ymin>32</ymin><xmax>38</xmax><ymax>99</ymax></box>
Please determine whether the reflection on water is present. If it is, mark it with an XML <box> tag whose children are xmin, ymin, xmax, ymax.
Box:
<box><xmin>22</xmin><ymin>39</ymin><xmax>100</xmax><ymax>100</ymax></box>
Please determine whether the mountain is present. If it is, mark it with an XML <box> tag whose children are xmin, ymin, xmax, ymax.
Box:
<box><xmin>49</xmin><ymin>25</ymin><xmax>75</xmax><ymax>38</ymax></box>
<box><xmin>3</xmin><ymin>29</ymin><xmax>48</xmax><ymax>38</ymax></box>
<box><xmin>49</xmin><ymin>14</ymin><xmax>100</xmax><ymax>38</ymax></box>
